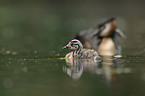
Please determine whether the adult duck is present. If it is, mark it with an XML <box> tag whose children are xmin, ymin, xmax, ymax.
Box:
<box><xmin>75</xmin><ymin>17</ymin><xmax>125</xmax><ymax>56</ymax></box>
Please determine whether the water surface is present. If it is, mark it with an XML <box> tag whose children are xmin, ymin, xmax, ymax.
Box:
<box><xmin>0</xmin><ymin>54</ymin><xmax>145</xmax><ymax>96</ymax></box>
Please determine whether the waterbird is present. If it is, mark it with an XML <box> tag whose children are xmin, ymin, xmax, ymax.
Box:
<box><xmin>75</xmin><ymin>17</ymin><xmax>125</xmax><ymax>56</ymax></box>
<box><xmin>63</xmin><ymin>39</ymin><xmax>100</xmax><ymax>59</ymax></box>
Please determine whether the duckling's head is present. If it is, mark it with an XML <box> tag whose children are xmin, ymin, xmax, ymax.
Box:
<box><xmin>63</xmin><ymin>39</ymin><xmax>83</xmax><ymax>52</ymax></box>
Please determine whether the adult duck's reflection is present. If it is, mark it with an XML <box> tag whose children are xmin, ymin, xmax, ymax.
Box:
<box><xmin>97</xmin><ymin>56</ymin><xmax>127</xmax><ymax>86</ymax></box>
<box><xmin>63</xmin><ymin>56</ymin><xmax>131</xmax><ymax>85</ymax></box>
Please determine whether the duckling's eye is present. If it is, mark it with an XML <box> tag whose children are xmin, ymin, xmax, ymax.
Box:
<box><xmin>71</xmin><ymin>43</ymin><xmax>74</xmax><ymax>47</ymax></box>
<box><xmin>75</xmin><ymin>46</ymin><xmax>78</xmax><ymax>48</ymax></box>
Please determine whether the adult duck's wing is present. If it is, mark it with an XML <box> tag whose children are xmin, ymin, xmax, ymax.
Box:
<box><xmin>115</xmin><ymin>29</ymin><xmax>126</xmax><ymax>38</ymax></box>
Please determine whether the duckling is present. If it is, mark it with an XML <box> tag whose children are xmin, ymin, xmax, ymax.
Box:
<box><xmin>75</xmin><ymin>17</ymin><xmax>125</xmax><ymax>56</ymax></box>
<box><xmin>63</xmin><ymin>39</ymin><xmax>100</xmax><ymax>59</ymax></box>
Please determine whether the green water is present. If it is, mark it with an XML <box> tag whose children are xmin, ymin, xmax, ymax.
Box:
<box><xmin>0</xmin><ymin>54</ymin><xmax>145</xmax><ymax>96</ymax></box>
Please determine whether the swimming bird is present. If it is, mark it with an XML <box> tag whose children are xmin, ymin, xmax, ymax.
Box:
<box><xmin>75</xmin><ymin>17</ymin><xmax>125</xmax><ymax>56</ymax></box>
<box><xmin>63</xmin><ymin>39</ymin><xmax>100</xmax><ymax>59</ymax></box>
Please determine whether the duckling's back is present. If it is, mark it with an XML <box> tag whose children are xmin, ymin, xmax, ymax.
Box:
<box><xmin>65</xmin><ymin>49</ymin><xmax>99</xmax><ymax>59</ymax></box>
<box><xmin>80</xmin><ymin>49</ymin><xmax>99</xmax><ymax>58</ymax></box>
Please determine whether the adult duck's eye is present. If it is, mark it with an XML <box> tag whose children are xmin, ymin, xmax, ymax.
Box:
<box><xmin>100</xmin><ymin>26</ymin><xmax>105</xmax><ymax>30</ymax></box>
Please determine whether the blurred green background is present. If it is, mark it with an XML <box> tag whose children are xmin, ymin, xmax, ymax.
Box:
<box><xmin>0</xmin><ymin>0</ymin><xmax>144</xmax><ymax>56</ymax></box>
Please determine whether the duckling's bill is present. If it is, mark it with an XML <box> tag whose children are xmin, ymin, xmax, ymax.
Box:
<box><xmin>62</xmin><ymin>46</ymin><xmax>68</xmax><ymax>49</ymax></box>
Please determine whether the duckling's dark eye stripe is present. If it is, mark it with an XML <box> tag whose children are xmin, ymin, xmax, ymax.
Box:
<box><xmin>73</xmin><ymin>44</ymin><xmax>80</xmax><ymax>47</ymax></box>
<box><xmin>72</xmin><ymin>43</ymin><xmax>81</xmax><ymax>54</ymax></box>
<box><xmin>71</xmin><ymin>43</ymin><xmax>80</xmax><ymax>48</ymax></box>
<box><xmin>72</xmin><ymin>44</ymin><xmax>79</xmax><ymax>48</ymax></box>
<box><xmin>73</xmin><ymin>43</ymin><xmax>79</xmax><ymax>45</ymax></box>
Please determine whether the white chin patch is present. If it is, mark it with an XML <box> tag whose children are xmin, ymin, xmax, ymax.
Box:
<box><xmin>70</xmin><ymin>47</ymin><xmax>76</xmax><ymax>50</ymax></box>
<box><xmin>100</xmin><ymin>23</ymin><xmax>111</xmax><ymax>36</ymax></box>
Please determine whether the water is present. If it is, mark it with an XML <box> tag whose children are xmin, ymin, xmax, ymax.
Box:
<box><xmin>0</xmin><ymin>54</ymin><xmax>144</xmax><ymax>96</ymax></box>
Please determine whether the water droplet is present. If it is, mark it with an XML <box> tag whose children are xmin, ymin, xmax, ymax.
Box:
<box><xmin>34</xmin><ymin>50</ymin><xmax>38</xmax><ymax>54</ymax></box>
<box><xmin>3</xmin><ymin>78</ymin><xmax>13</xmax><ymax>88</ymax></box>
<box><xmin>22</xmin><ymin>67</ymin><xmax>28</xmax><ymax>72</ymax></box>
<box><xmin>56</xmin><ymin>54</ymin><xmax>60</xmax><ymax>56</ymax></box>
<box><xmin>12</xmin><ymin>51</ymin><xmax>17</xmax><ymax>55</ymax></box>
<box><xmin>6</xmin><ymin>50</ymin><xmax>10</xmax><ymax>54</ymax></box>
<box><xmin>21</xmin><ymin>62</ymin><xmax>24</xmax><ymax>65</ymax></box>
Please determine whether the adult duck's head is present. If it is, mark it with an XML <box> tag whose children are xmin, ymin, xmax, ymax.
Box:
<box><xmin>63</xmin><ymin>39</ymin><xmax>83</xmax><ymax>54</ymax></box>
<box><xmin>90</xmin><ymin>17</ymin><xmax>116</xmax><ymax>38</ymax></box>
<box><xmin>98</xmin><ymin>17</ymin><xmax>116</xmax><ymax>37</ymax></box>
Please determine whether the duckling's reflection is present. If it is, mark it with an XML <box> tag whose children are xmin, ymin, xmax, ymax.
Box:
<box><xmin>63</xmin><ymin>58</ymin><xmax>84</xmax><ymax>80</ymax></box>
<box><xmin>63</xmin><ymin>56</ymin><xmax>130</xmax><ymax>86</ymax></box>
<box><xmin>63</xmin><ymin>58</ymin><xmax>100</xmax><ymax>80</ymax></box>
